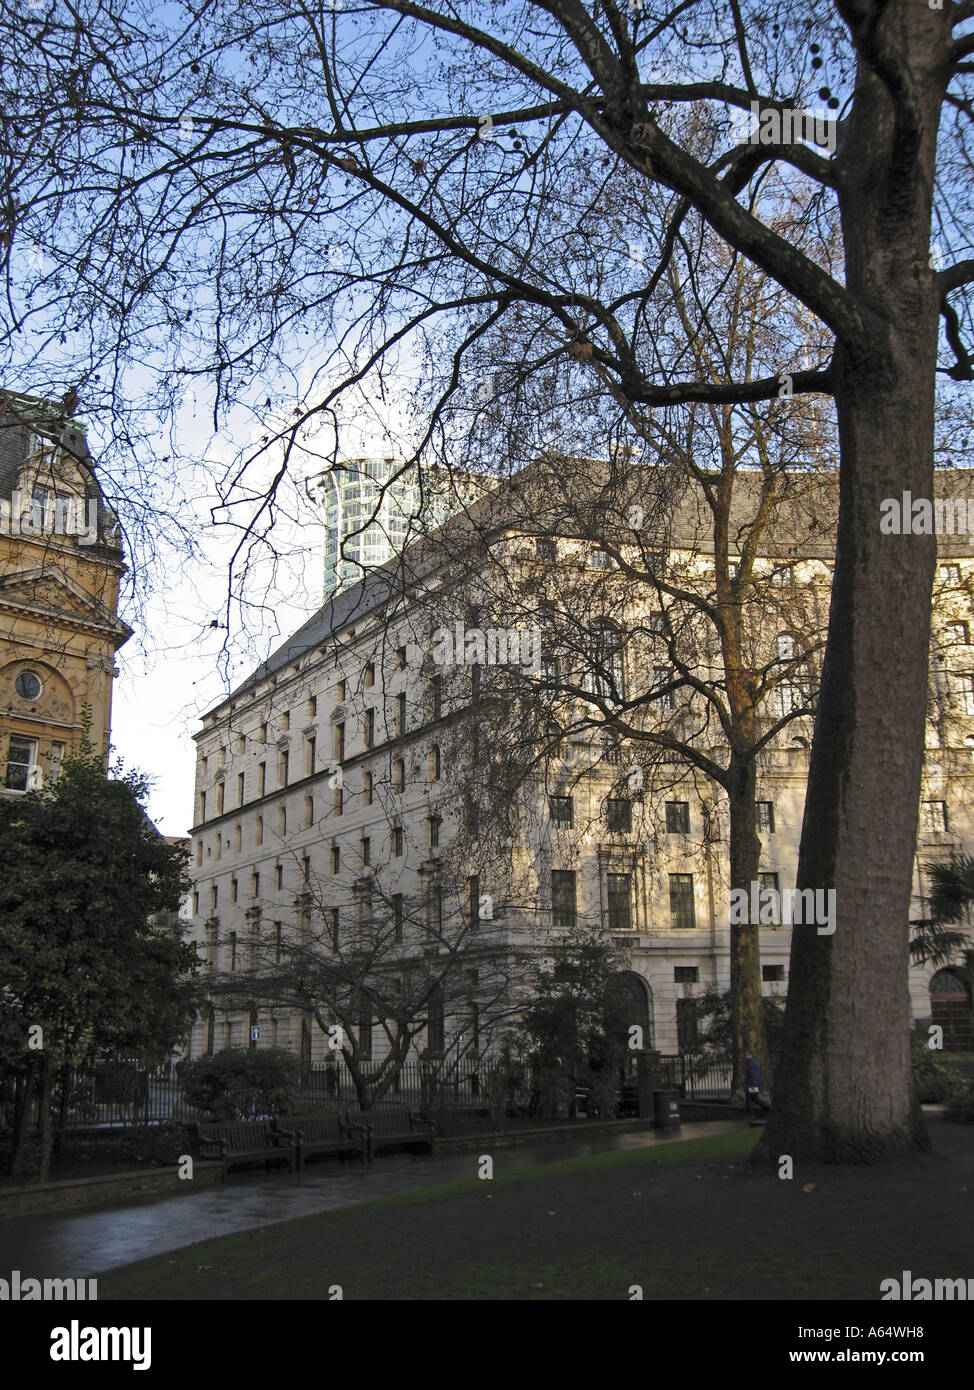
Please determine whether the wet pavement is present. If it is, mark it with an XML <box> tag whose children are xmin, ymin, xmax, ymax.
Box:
<box><xmin>0</xmin><ymin>1121</ymin><xmax>741</xmax><ymax>1279</ymax></box>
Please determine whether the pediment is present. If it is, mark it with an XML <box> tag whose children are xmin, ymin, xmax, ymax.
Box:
<box><xmin>0</xmin><ymin>565</ymin><xmax>130</xmax><ymax>638</ymax></box>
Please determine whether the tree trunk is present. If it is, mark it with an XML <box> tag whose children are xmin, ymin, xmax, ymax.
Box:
<box><xmin>8</xmin><ymin>1059</ymin><xmax>37</xmax><ymax>1181</ymax></box>
<box><xmin>37</xmin><ymin>1056</ymin><xmax>55</xmax><ymax>1184</ymax></box>
<box><xmin>727</xmin><ymin>753</ymin><xmax>767</xmax><ymax>1094</ymax></box>
<box><xmin>756</xmin><ymin>33</ymin><xmax>945</xmax><ymax>1161</ymax></box>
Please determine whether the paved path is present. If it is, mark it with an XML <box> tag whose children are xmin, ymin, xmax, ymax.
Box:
<box><xmin>0</xmin><ymin>1121</ymin><xmax>742</xmax><ymax>1279</ymax></box>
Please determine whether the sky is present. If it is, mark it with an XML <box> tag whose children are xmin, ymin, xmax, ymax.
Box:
<box><xmin>105</xmin><ymin>376</ymin><xmax>422</xmax><ymax>837</ymax></box>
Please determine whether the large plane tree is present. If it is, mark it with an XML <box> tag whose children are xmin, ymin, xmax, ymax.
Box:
<box><xmin>3</xmin><ymin>1</ymin><xmax>974</xmax><ymax>1159</ymax></box>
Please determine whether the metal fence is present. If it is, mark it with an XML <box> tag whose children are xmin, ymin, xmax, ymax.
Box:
<box><xmin>658</xmin><ymin>1053</ymin><xmax>733</xmax><ymax>1098</ymax></box>
<box><xmin>3</xmin><ymin>1051</ymin><xmax>732</xmax><ymax>1133</ymax></box>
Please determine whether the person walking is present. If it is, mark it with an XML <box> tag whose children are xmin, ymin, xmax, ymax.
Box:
<box><xmin>744</xmin><ymin>1051</ymin><xmax>770</xmax><ymax>1120</ymax></box>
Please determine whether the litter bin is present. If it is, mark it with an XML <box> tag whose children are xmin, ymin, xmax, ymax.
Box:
<box><xmin>652</xmin><ymin>1089</ymin><xmax>681</xmax><ymax>1130</ymax></box>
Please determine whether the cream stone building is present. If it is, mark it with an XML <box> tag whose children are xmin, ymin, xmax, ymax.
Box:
<box><xmin>185</xmin><ymin>460</ymin><xmax>974</xmax><ymax>1071</ymax></box>
<box><xmin>0</xmin><ymin>392</ymin><xmax>130</xmax><ymax>797</ymax></box>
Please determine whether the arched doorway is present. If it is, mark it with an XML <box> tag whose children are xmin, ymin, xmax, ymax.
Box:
<box><xmin>929</xmin><ymin>969</ymin><xmax>973</xmax><ymax>1050</ymax></box>
<box><xmin>607</xmin><ymin>970</ymin><xmax>654</xmax><ymax>1051</ymax></box>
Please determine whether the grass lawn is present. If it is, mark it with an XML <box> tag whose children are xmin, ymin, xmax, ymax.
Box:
<box><xmin>98</xmin><ymin>1121</ymin><xmax>974</xmax><ymax>1301</ymax></box>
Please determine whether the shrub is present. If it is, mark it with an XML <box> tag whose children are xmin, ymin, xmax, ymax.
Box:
<box><xmin>181</xmin><ymin>1048</ymin><xmax>301</xmax><ymax>1120</ymax></box>
<box><xmin>910</xmin><ymin>1031</ymin><xmax>966</xmax><ymax>1103</ymax></box>
<box><xmin>945</xmin><ymin>1084</ymin><xmax>974</xmax><ymax>1123</ymax></box>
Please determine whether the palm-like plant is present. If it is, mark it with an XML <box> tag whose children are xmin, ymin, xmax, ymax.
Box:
<box><xmin>910</xmin><ymin>856</ymin><xmax>974</xmax><ymax>968</ymax></box>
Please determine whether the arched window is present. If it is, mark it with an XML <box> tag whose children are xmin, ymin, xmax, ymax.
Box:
<box><xmin>583</xmin><ymin>621</ymin><xmax>625</xmax><ymax>700</ymax></box>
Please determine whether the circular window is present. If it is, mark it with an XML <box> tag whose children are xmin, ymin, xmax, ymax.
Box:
<box><xmin>14</xmin><ymin>670</ymin><xmax>42</xmax><ymax>700</ymax></box>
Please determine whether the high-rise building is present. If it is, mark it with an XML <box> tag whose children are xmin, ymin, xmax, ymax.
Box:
<box><xmin>309</xmin><ymin>456</ymin><xmax>481</xmax><ymax>599</ymax></box>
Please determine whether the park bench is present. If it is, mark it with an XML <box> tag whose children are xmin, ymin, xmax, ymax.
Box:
<box><xmin>347</xmin><ymin>1109</ymin><xmax>438</xmax><ymax>1162</ymax></box>
<box><xmin>271</xmin><ymin>1111</ymin><xmax>368</xmax><ymax>1171</ymax></box>
<box><xmin>191</xmin><ymin>1120</ymin><xmax>296</xmax><ymax>1182</ymax></box>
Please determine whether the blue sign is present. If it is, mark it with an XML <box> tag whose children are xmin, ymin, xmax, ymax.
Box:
<box><xmin>250</xmin><ymin>1026</ymin><xmax>261</xmax><ymax>1040</ymax></box>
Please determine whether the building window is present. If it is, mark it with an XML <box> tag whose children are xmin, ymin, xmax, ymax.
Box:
<box><xmin>669</xmin><ymin>874</ymin><xmax>695</xmax><ymax>930</ymax></box>
<box><xmin>275</xmin><ymin>922</ymin><xmax>283</xmax><ymax>963</ymax></box>
<box><xmin>396</xmin><ymin>693</ymin><xmax>407</xmax><ymax>737</ymax></box>
<box><xmin>394</xmin><ymin>758</ymin><xmax>406</xmax><ymax>792</ymax></box>
<box><xmin>234</xmin><ymin>823</ymin><xmax>242</xmax><ymax>851</ymax></box>
<box><xmin>674</xmin><ymin>966</ymin><xmax>699</xmax><ymax>983</ymax></box>
<box><xmin>771</xmin><ymin>564</ymin><xmax>794</xmax><ymax>587</ymax></box>
<box><xmin>648</xmin><ymin>612</ymin><xmax>665</xmax><ymax>634</ymax></box>
<box><xmin>278</xmin><ymin>805</ymin><xmax>287</xmax><ymax>836</ymax></box>
<box><xmin>583</xmin><ymin>622</ymin><xmax>625</xmax><ymax>700</ymax></box>
<box><xmin>216</xmin><ymin>783</ymin><xmax>225</xmax><ymax>816</ymax></box>
<box><xmin>551</xmin><ymin>870</ymin><xmax>577</xmax><ymax>928</ymax></box>
<box><xmin>279</xmin><ymin>750</ymin><xmax>289</xmax><ymax>786</ymax></box>
<box><xmin>428</xmin><ymin>815</ymin><xmax>440</xmax><ymax>850</ymax></box>
<box><xmin>258</xmin><ymin>763</ymin><xmax>266</xmax><ymax>797</ymax></box>
<box><xmin>308</xmin><ymin>696</ymin><xmax>317</xmax><ymax>717</ymax></box>
<box><xmin>392</xmin><ymin>894</ymin><xmax>404</xmax><ymax>943</ymax></box>
<box><xmin>771</xmin><ymin>676</ymin><xmax>807</xmax><ymax>720</ymax></box>
<box><xmin>229</xmin><ymin>932</ymin><xmax>237</xmax><ymax>971</ymax></box>
<box><xmin>429</xmin><ymin>883</ymin><xmax>443</xmax><ymax>935</ymax></box>
<box><xmin>756</xmin><ymin>801</ymin><xmax>775</xmax><ymax>833</ymax></box>
<box><xmin>361</xmin><ymin>837</ymin><xmax>370</xmax><ymax>866</ymax></box>
<box><xmin>606</xmin><ymin>873</ymin><xmax>632</xmax><ymax>930</ymax></box>
<box><xmin>4</xmin><ymin>736</ymin><xmax>37</xmax><ymax>791</ymax></box>
<box><xmin>921</xmin><ymin>800</ymin><xmax>948</xmax><ymax>834</ymax></box>
<box><xmin>393</xmin><ymin>824</ymin><xmax>404</xmax><ymax>856</ymax></box>
<box><xmin>275</xmin><ymin>864</ymin><xmax>283</xmax><ymax>890</ymax></box>
<box><xmin>334</xmin><ymin>723</ymin><xmax>345</xmax><ymax>761</ymax></box>
<box><xmin>763</xmin><ymin>964</ymin><xmax>785</xmax><ymax>982</ymax></box>
<box><xmin>430</xmin><ymin>744</ymin><xmax>441</xmax><ymax>781</ymax></box>
<box><xmin>468</xmin><ymin>874</ymin><xmax>481</xmax><ymax>929</ymax></box>
<box><xmin>192</xmin><ymin>891</ymin><xmax>199</xmax><ymax>915</ymax></box>
<box><xmin>251</xmin><ymin>871</ymin><xmax>260</xmax><ymax>899</ymax></box>
<box><xmin>427</xmin><ymin>985</ymin><xmax>444</xmax><ymax>1056</ymax></box>
<box><xmin>330</xmin><ymin>908</ymin><xmax>339</xmax><ymax>950</ymax></box>
<box><xmin>431</xmin><ymin>675</ymin><xmax>442</xmax><ymax>719</ymax></box>
<box><xmin>953</xmin><ymin>674</ymin><xmax>974</xmax><ymax>716</ymax></box>
<box><xmin>256</xmin><ymin>815</ymin><xmax>263</xmax><ymax>845</ymax></box>
<box><xmin>211</xmin><ymin>884</ymin><xmax>219</xmax><ymax>911</ymax></box>
<box><xmin>259</xmin><ymin>723</ymin><xmax>267</xmax><ymax>744</ymax></box>
<box><xmin>305</xmin><ymin>794</ymin><xmax>314</xmax><ymax>827</ymax></box>
<box><xmin>237</xmin><ymin>772</ymin><xmax>245</xmax><ymax>806</ymax></box>
<box><xmin>588</xmin><ymin>547</ymin><xmax>610</xmax><ymax>568</ymax></box>
<box><xmin>776</xmin><ymin>633</ymin><xmax>795</xmax><ymax>661</ymax></box>
<box><xmin>940</xmin><ymin>563</ymin><xmax>962</xmax><ymax>585</ymax></box>
<box><xmin>676</xmin><ymin>998</ymin><xmax>699</xmax><ymax>1049</ymax></box>
<box><xmin>606</xmin><ymin>798</ymin><xmax>632</xmax><ymax>832</ymax></box>
<box><xmin>195</xmin><ymin>840</ymin><xmax>203</xmax><ymax>867</ymax></box>
<box><xmin>365</xmin><ymin>709</ymin><xmax>375</xmax><ymax>749</ymax></box>
<box><xmin>331</xmin><ymin>845</ymin><xmax>340</xmax><ymax>874</ymax></box>
<box><xmin>364</xmin><ymin>662</ymin><xmax>375</xmax><ymax>689</ymax></box>
<box><xmin>549</xmin><ymin>795</ymin><xmax>574</xmax><ymax>829</ymax></box>
<box><xmin>282</xmin><ymin>711</ymin><xmax>290</xmax><ymax>732</ymax></box>
<box><xmin>302</xmin><ymin>855</ymin><xmax>311</xmax><ymax>886</ymax></box>
<box><xmin>396</xmin><ymin>647</ymin><xmax>407</xmax><ymax>671</ymax></box>
<box><xmin>306</xmin><ymin>736</ymin><xmax>316</xmax><ymax>775</ymax></box>
<box><xmin>665</xmin><ymin>801</ymin><xmax>689</xmax><ymax>834</ymax></box>
<box><xmin>337</xmin><ymin>679</ymin><xmax>347</xmax><ymax>701</ymax></box>
<box><xmin>759</xmin><ymin>872</ymin><xmax>781</xmax><ymax>923</ymax></box>
<box><xmin>652</xmin><ymin>666</ymin><xmax>676</xmax><ymax>709</ymax></box>
<box><xmin>14</xmin><ymin>669</ymin><xmax>42</xmax><ymax>700</ymax></box>
<box><xmin>231</xmin><ymin>878</ymin><xmax>238</xmax><ymax>903</ymax></box>
<box><xmin>536</xmin><ymin>537</ymin><xmax>557</xmax><ymax>563</ymax></box>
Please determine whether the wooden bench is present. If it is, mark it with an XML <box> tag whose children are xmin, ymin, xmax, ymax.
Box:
<box><xmin>191</xmin><ymin>1120</ymin><xmax>296</xmax><ymax>1182</ymax></box>
<box><xmin>347</xmin><ymin>1110</ymin><xmax>438</xmax><ymax>1162</ymax></box>
<box><xmin>271</xmin><ymin>1112</ymin><xmax>368</xmax><ymax>1171</ymax></box>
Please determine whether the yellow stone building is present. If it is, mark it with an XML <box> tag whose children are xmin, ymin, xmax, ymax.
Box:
<box><xmin>0</xmin><ymin>392</ymin><xmax>131</xmax><ymax>795</ymax></box>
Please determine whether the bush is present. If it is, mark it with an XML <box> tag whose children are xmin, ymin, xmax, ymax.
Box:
<box><xmin>181</xmin><ymin>1048</ymin><xmax>301</xmax><ymax>1120</ymax></box>
<box><xmin>945</xmin><ymin>1084</ymin><xmax>974</xmax><ymax>1123</ymax></box>
<box><xmin>910</xmin><ymin>1031</ymin><xmax>966</xmax><ymax>1103</ymax></box>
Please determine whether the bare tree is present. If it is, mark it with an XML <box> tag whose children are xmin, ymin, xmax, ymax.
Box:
<box><xmin>4</xmin><ymin>0</ymin><xmax>974</xmax><ymax>1158</ymax></box>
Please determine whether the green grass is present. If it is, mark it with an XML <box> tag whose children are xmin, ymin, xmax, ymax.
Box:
<box><xmin>99</xmin><ymin>1130</ymin><xmax>759</xmax><ymax>1300</ymax></box>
